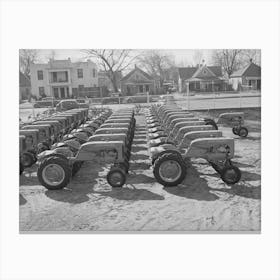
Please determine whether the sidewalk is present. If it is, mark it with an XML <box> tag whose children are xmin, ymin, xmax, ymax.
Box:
<box><xmin>173</xmin><ymin>91</ymin><xmax>261</xmax><ymax>101</ymax></box>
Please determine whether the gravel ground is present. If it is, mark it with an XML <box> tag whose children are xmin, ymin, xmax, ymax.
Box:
<box><xmin>19</xmin><ymin>110</ymin><xmax>261</xmax><ymax>232</ymax></box>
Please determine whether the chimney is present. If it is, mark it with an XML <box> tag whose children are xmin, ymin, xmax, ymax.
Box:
<box><xmin>249</xmin><ymin>58</ymin><xmax>253</xmax><ymax>63</ymax></box>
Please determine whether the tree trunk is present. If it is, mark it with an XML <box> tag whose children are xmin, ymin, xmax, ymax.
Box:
<box><xmin>109</xmin><ymin>72</ymin><xmax>119</xmax><ymax>93</ymax></box>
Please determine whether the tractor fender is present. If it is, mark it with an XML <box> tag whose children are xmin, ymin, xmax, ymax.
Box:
<box><xmin>37</xmin><ymin>148</ymin><xmax>72</xmax><ymax>162</ymax></box>
<box><xmin>150</xmin><ymin>144</ymin><xmax>181</xmax><ymax>165</ymax></box>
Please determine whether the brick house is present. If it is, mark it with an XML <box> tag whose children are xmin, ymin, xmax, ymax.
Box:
<box><xmin>230</xmin><ymin>60</ymin><xmax>261</xmax><ymax>91</ymax></box>
<box><xmin>120</xmin><ymin>66</ymin><xmax>159</xmax><ymax>96</ymax></box>
<box><xmin>178</xmin><ymin>65</ymin><xmax>226</xmax><ymax>93</ymax></box>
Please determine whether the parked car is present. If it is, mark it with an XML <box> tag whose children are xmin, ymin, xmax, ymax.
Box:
<box><xmin>56</xmin><ymin>99</ymin><xmax>79</xmax><ymax>111</ymax></box>
<box><xmin>124</xmin><ymin>94</ymin><xmax>158</xmax><ymax>104</ymax></box>
<box><xmin>102</xmin><ymin>97</ymin><xmax>120</xmax><ymax>104</ymax></box>
<box><xmin>33</xmin><ymin>100</ymin><xmax>59</xmax><ymax>108</ymax></box>
<box><xmin>76</xmin><ymin>98</ymin><xmax>90</xmax><ymax>108</ymax></box>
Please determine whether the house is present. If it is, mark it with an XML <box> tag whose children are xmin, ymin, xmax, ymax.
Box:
<box><xmin>98</xmin><ymin>70</ymin><xmax>123</xmax><ymax>92</ymax></box>
<box><xmin>30</xmin><ymin>58</ymin><xmax>99</xmax><ymax>99</ymax></box>
<box><xmin>178</xmin><ymin>65</ymin><xmax>226</xmax><ymax>93</ymax></box>
<box><xmin>19</xmin><ymin>71</ymin><xmax>31</xmax><ymax>101</ymax></box>
<box><xmin>230</xmin><ymin>60</ymin><xmax>261</xmax><ymax>91</ymax></box>
<box><xmin>120</xmin><ymin>65</ymin><xmax>159</xmax><ymax>96</ymax></box>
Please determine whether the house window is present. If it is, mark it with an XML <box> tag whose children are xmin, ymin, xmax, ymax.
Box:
<box><xmin>77</xmin><ymin>69</ymin><xmax>83</xmax><ymax>78</ymax></box>
<box><xmin>145</xmin><ymin>85</ymin><xmax>149</xmax><ymax>92</ymax></box>
<box><xmin>52</xmin><ymin>72</ymin><xmax>57</xmax><ymax>82</ymax></box>
<box><xmin>37</xmin><ymin>70</ymin><xmax>43</xmax><ymax>80</ymax></box>
<box><xmin>93</xmin><ymin>69</ymin><xmax>96</xmax><ymax>77</ymax></box>
<box><xmin>53</xmin><ymin>87</ymin><xmax>59</xmax><ymax>98</ymax></box>
<box><xmin>39</xmin><ymin>87</ymin><xmax>45</xmax><ymax>96</ymax></box>
<box><xmin>248</xmin><ymin>80</ymin><xmax>252</xmax><ymax>86</ymax></box>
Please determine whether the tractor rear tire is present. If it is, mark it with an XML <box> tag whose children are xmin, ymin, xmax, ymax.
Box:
<box><xmin>153</xmin><ymin>153</ymin><xmax>186</xmax><ymax>187</ymax></box>
<box><xmin>107</xmin><ymin>167</ymin><xmax>126</xmax><ymax>188</ymax></box>
<box><xmin>37</xmin><ymin>156</ymin><xmax>71</xmax><ymax>190</ymax></box>
<box><xmin>220</xmin><ymin>165</ymin><xmax>241</xmax><ymax>185</ymax></box>
<box><xmin>205</xmin><ymin>119</ymin><xmax>218</xmax><ymax>130</ymax></box>
<box><xmin>238</xmin><ymin>127</ymin><xmax>248</xmax><ymax>138</ymax></box>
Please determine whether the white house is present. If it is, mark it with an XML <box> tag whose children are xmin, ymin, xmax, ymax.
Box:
<box><xmin>229</xmin><ymin>60</ymin><xmax>261</xmax><ymax>91</ymax></box>
<box><xmin>30</xmin><ymin>58</ymin><xmax>99</xmax><ymax>99</ymax></box>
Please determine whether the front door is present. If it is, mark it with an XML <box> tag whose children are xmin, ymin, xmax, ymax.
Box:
<box><xmin>60</xmin><ymin>87</ymin><xmax>65</xmax><ymax>99</ymax></box>
<box><xmin>257</xmin><ymin>79</ymin><xmax>261</xmax><ymax>90</ymax></box>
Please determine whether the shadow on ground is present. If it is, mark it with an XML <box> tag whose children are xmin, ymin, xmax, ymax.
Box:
<box><xmin>163</xmin><ymin>165</ymin><xmax>219</xmax><ymax>201</ymax></box>
<box><xmin>19</xmin><ymin>194</ymin><xmax>27</xmax><ymax>205</ymax></box>
<box><xmin>213</xmin><ymin>183</ymin><xmax>261</xmax><ymax>200</ymax></box>
<box><xmin>94</xmin><ymin>187</ymin><xmax>164</xmax><ymax>201</ymax></box>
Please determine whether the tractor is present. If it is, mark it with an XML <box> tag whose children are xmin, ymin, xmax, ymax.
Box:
<box><xmin>146</xmin><ymin>105</ymin><xmax>242</xmax><ymax>186</ymax></box>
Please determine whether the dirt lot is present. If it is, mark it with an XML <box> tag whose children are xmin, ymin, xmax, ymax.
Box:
<box><xmin>19</xmin><ymin>108</ymin><xmax>261</xmax><ymax>232</ymax></box>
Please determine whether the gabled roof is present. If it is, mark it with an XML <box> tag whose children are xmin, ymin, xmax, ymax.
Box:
<box><xmin>193</xmin><ymin>65</ymin><xmax>216</xmax><ymax>78</ymax></box>
<box><xmin>121</xmin><ymin>66</ymin><xmax>153</xmax><ymax>82</ymax></box>
<box><xmin>19</xmin><ymin>72</ymin><xmax>31</xmax><ymax>87</ymax></box>
<box><xmin>178</xmin><ymin>65</ymin><xmax>222</xmax><ymax>80</ymax></box>
<box><xmin>208</xmin><ymin>66</ymin><xmax>223</xmax><ymax>77</ymax></box>
<box><xmin>178</xmin><ymin>67</ymin><xmax>197</xmax><ymax>80</ymax></box>
<box><xmin>231</xmin><ymin>62</ymin><xmax>261</xmax><ymax>78</ymax></box>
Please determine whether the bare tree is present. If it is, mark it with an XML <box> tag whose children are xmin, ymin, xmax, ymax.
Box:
<box><xmin>211</xmin><ymin>49</ymin><xmax>243</xmax><ymax>78</ymax></box>
<box><xmin>240</xmin><ymin>49</ymin><xmax>261</xmax><ymax>66</ymax></box>
<box><xmin>19</xmin><ymin>49</ymin><xmax>39</xmax><ymax>76</ymax></box>
<box><xmin>84</xmin><ymin>49</ymin><xmax>137</xmax><ymax>92</ymax></box>
<box><xmin>138</xmin><ymin>50</ymin><xmax>175</xmax><ymax>87</ymax></box>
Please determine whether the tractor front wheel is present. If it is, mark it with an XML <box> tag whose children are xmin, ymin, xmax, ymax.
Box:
<box><xmin>21</xmin><ymin>152</ymin><xmax>36</xmax><ymax>168</ymax></box>
<box><xmin>20</xmin><ymin>162</ymin><xmax>24</xmax><ymax>175</ymax></box>
<box><xmin>238</xmin><ymin>127</ymin><xmax>248</xmax><ymax>138</ymax></box>
<box><xmin>232</xmin><ymin>127</ymin><xmax>239</xmax><ymax>135</ymax></box>
<box><xmin>37</xmin><ymin>156</ymin><xmax>71</xmax><ymax>190</ymax></box>
<box><xmin>153</xmin><ymin>153</ymin><xmax>186</xmax><ymax>187</ymax></box>
<box><xmin>107</xmin><ymin>167</ymin><xmax>126</xmax><ymax>188</ymax></box>
<box><xmin>72</xmin><ymin>161</ymin><xmax>83</xmax><ymax>177</ymax></box>
<box><xmin>220</xmin><ymin>165</ymin><xmax>241</xmax><ymax>185</ymax></box>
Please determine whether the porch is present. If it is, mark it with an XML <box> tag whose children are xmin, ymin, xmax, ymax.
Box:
<box><xmin>51</xmin><ymin>86</ymin><xmax>72</xmax><ymax>99</ymax></box>
<box><xmin>123</xmin><ymin>83</ymin><xmax>152</xmax><ymax>96</ymax></box>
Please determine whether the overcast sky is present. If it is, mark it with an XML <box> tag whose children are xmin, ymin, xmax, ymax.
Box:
<box><xmin>36</xmin><ymin>49</ymin><xmax>214</xmax><ymax>66</ymax></box>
